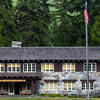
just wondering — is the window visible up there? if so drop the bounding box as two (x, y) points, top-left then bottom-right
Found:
(0, 64), (5, 72)
(23, 63), (36, 72)
(62, 63), (75, 72)
(45, 82), (58, 92)
(21, 82), (31, 92)
(63, 82), (76, 91)
(41, 63), (54, 72)
(26, 82), (31, 91)
(84, 63), (96, 72)
(7, 63), (20, 72)
(0, 83), (7, 91)
(82, 81), (94, 90)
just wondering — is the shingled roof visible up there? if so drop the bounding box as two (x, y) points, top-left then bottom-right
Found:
(0, 47), (100, 60)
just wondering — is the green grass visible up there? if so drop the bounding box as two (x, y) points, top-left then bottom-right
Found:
(0, 98), (100, 100)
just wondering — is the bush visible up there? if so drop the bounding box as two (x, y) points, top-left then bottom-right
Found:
(68, 94), (81, 98)
(40, 93), (63, 97)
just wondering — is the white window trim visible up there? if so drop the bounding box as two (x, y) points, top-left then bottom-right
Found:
(63, 81), (76, 91)
(7, 63), (20, 73)
(45, 82), (58, 92)
(41, 63), (54, 72)
(62, 63), (75, 72)
(23, 63), (36, 72)
(83, 63), (96, 72)
(0, 63), (5, 72)
(82, 82), (94, 91)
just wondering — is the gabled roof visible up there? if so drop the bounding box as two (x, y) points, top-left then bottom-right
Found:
(0, 47), (100, 60)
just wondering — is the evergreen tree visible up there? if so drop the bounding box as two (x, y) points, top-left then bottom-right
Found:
(16, 0), (51, 46)
(0, 0), (16, 46)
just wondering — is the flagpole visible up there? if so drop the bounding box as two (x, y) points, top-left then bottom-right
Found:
(86, 21), (89, 100)
(85, 1), (89, 100)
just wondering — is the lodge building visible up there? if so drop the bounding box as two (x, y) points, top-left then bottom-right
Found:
(0, 42), (100, 95)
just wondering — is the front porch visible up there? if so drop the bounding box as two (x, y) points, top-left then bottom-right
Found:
(0, 72), (42, 95)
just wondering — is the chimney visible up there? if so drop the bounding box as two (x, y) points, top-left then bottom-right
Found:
(12, 41), (22, 47)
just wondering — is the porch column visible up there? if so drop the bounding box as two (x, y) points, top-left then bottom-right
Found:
(31, 79), (35, 95)
(35, 79), (38, 95)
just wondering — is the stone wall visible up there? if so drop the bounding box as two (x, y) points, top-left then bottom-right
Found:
(38, 72), (100, 95)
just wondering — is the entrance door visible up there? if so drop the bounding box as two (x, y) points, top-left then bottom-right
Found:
(15, 83), (20, 95)
(8, 83), (15, 95)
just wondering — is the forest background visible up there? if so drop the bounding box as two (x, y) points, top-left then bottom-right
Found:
(0, 0), (100, 47)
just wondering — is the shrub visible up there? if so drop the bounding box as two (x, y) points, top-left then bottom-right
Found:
(40, 93), (63, 97)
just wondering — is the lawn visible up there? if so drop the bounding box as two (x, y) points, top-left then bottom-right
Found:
(0, 98), (99, 100)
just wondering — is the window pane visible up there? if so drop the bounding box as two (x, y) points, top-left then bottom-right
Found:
(72, 82), (75, 90)
(24, 67), (27, 71)
(42, 64), (45, 72)
(54, 82), (58, 91)
(64, 83), (67, 90)
(27, 83), (30, 90)
(28, 64), (31, 67)
(50, 64), (54, 71)
(1, 67), (4, 71)
(32, 66), (35, 71)
(82, 82), (85, 90)
(50, 82), (53, 91)
(28, 66), (31, 71)
(24, 64), (27, 67)
(63, 64), (66, 71)
(90, 82), (93, 90)
(92, 64), (96, 71)
(8, 67), (11, 72)
(17, 67), (20, 72)
(88, 64), (91, 71)
(84, 64), (87, 71)
(67, 63), (70, 72)
(46, 64), (49, 71)
(12, 64), (16, 67)
(1, 64), (4, 67)
(45, 82), (49, 91)
(71, 64), (75, 72)
(13, 67), (15, 72)
(68, 82), (71, 90)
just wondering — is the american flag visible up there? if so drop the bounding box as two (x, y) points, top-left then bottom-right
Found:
(84, 1), (88, 24)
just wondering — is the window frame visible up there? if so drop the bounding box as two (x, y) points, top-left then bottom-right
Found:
(23, 63), (36, 72)
(41, 63), (54, 72)
(82, 81), (94, 91)
(62, 63), (75, 72)
(83, 63), (96, 72)
(0, 63), (5, 72)
(7, 63), (20, 73)
(63, 81), (76, 91)
(45, 81), (58, 92)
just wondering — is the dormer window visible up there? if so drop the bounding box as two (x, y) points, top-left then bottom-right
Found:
(23, 63), (36, 72)
(83, 63), (96, 72)
(7, 63), (20, 72)
(62, 63), (75, 72)
(41, 63), (54, 72)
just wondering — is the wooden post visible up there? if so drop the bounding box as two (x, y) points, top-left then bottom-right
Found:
(35, 79), (38, 96)
(31, 79), (35, 96)
(20, 63), (23, 72)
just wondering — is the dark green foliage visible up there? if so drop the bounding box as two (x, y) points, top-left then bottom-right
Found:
(15, 0), (51, 46)
(40, 93), (63, 97)
(0, 0), (16, 46)
(0, 0), (99, 47)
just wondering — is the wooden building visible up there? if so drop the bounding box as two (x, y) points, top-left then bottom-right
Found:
(0, 46), (100, 95)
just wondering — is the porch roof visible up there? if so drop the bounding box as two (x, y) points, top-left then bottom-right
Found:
(0, 72), (42, 79)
